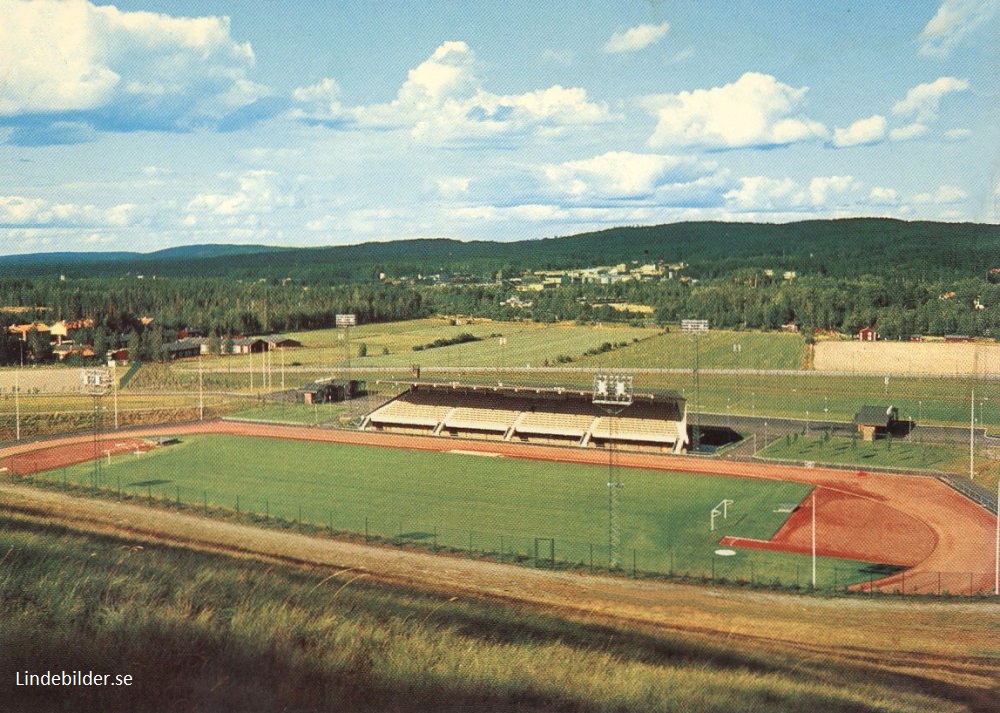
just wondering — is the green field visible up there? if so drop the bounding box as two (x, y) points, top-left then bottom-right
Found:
(49, 434), (878, 587)
(289, 320), (656, 369)
(576, 329), (805, 370)
(759, 433), (1000, 479)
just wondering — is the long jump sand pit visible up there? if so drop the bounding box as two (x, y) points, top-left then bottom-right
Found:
(1, 420), (994, 594)
(815, 340), (1000, 375)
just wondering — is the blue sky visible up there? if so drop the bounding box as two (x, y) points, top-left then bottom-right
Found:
(1, 0), (998, 255)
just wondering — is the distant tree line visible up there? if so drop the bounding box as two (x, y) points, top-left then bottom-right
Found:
(3, 248), (1000, 367)
(0, 278), (429, 366)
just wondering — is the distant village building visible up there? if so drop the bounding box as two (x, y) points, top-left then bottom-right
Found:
(857, 327), (877, 342)
(163, 338), (202, 361)
(49, 319), (94, 344)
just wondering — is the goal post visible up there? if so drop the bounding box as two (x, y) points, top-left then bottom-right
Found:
(710, 499), (734, 531)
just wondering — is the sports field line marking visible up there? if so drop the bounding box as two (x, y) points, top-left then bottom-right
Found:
(447, 450), (503, 458)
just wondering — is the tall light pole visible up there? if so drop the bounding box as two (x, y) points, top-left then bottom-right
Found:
(682, 319), (709, 452)
(593, 373), (633, 569)
(811, 490), (817, 589)
(970, 389), (976, 481)
(198, 355), (204, 421)
(82, 368), (111, 486)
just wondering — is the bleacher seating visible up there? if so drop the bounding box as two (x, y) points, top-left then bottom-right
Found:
(362, 385), (688, 453)
(443, 407), (520, 432)
(515, 411), (596, 437)
(368, 399), (452, 427)
(590, 416), (679, 444)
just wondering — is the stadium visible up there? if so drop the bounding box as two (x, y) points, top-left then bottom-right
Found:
(2, 369), (996, 597)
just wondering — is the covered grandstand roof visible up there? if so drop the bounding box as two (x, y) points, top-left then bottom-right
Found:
(376, 379), (684, 404)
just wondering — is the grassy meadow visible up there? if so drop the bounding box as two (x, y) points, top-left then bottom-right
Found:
(1, 512), (980, 713)
(576, 329), (805, 370)
(44, 434), (878, 588)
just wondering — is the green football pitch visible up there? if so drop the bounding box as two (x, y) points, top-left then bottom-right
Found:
(52, 435), (880, 587)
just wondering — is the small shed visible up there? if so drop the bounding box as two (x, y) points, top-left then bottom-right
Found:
(857, 327), (877, 342)
(298, 379), (365, 404)
(853, 405), (898, 441)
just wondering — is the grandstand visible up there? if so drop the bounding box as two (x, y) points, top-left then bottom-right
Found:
(361, 381), (689, 453)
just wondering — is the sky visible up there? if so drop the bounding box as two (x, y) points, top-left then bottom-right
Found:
(1, 0), (998, 255)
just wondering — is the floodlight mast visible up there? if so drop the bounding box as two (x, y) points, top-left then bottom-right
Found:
(593, 373), (633, 569)
(81, 369), (112, 486)
(681, 320), (709, 452)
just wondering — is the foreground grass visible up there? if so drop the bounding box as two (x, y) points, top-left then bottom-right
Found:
(0, 515), (974, 713)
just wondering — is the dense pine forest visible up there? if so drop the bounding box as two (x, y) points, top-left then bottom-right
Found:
(2, 218), (999, 365)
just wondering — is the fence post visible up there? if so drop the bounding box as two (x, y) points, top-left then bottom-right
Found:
(632, 549), (637, 579)
(236, 494), (240, 514)
(590, 543), (594, 574)
(265, 499), (269, 520)
(176, 486), (180, 510)
(298, 505), (303, 532)
(365, 516), (369, 543)
(937, 571), (942, 597)
(203, 490), (207, 515)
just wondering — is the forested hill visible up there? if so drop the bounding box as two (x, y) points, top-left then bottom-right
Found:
(3, 218), (999, 282)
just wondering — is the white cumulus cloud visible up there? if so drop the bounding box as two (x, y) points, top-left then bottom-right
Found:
(0, 0), (265, 139)
(919, 0), (999, 57)
(291, 41), (613, 146)
(724, 175), (867, 212)
(889, 123), (930, 141)
(603, 23), (670, 53)
(642, 73), (827, 150)
(186, 171), (295, 226)
(543, 151), (718, 200)
(893, 77), (970, 122)
(913, 185), (968, 204)
(0, 195), (139, 227)
(831, 115), (887, 148)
